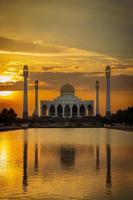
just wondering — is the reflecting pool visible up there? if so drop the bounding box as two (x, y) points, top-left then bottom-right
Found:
(0, 128), (133, 200)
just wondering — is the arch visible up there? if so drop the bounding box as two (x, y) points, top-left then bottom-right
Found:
(64, 104), (70, 117)
(50, 105), (55, 116)
(88, 104), (93, 116)
(72, 104), (78, 117)
(79, 104), (86, 116)
(42, 104), (48, 116)
(57, 104), (63, 117)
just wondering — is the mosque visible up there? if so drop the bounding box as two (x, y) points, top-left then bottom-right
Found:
(22, 65), (111, 119)
(41, 83), (94, 117)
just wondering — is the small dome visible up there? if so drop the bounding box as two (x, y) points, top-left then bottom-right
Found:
(60, 83), (75, 96)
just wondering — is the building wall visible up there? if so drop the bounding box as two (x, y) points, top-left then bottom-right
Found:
(40, 99), (94, 117)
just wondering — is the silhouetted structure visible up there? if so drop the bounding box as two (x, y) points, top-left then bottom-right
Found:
(23, 65), (28, 119)
(106, 66), (111, 119)
(96, 81), (100, 116)
(34, 80), (39, 118)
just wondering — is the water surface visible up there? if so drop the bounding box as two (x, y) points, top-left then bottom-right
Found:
(0, 128), (133, 200)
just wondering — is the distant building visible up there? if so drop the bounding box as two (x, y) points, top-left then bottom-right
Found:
(23, 65), (28, 119)
(95, 80), (100, 116)
(34, 80), (39, 118)
(40, 83), (94, 118)
(106, 66), (111, 119)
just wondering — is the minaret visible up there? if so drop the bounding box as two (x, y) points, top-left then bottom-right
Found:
(23, 65), (28, 119)
(106, 66), (111, 119)
(95, 80), (99, 115)
(34, 80), (39, 118)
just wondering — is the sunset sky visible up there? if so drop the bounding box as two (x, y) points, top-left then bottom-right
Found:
(0, 0), (133, 116)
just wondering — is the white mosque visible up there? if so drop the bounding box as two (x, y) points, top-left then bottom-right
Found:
(41, 83), (94, 117)
(22, 65), (111, 119)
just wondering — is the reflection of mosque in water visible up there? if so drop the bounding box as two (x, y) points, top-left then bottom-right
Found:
(106, 144), (112, 187)
(23, 132), (39, 191)
(22, 133), (112, 191)
(60, 146), (75, 169)
(23, 132), (28, 191)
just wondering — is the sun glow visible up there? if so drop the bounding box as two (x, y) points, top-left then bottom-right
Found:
(0, 149), (7, 164)
(0, 91), (13, 97)
(0, 75), (12, 83)
(0, 141), (9, 171)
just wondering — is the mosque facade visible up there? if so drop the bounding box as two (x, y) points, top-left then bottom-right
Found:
(23, 65), (111, 119)
(40, 83), (94, 118)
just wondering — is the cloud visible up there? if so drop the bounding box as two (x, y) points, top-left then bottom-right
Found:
(0, 36), (133, 87)
(0, 36), (110, 58)
(0, 81), (23, 91)
(0, 72), (132, 92)
(112, 64), (133, 70)
(0, 0), (133, 58)
(29, 72), (133, 92)
(0, 36), (66, 54)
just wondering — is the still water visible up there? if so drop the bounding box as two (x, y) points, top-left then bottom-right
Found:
(0, 128), (133, 200)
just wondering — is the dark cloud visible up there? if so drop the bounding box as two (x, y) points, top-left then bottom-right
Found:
(29, 71), (104, 91)
(113, 64), (133, 70)
(41, 65), (83, 71)
(0, 72), (132, 92)
(0, 81), (23, 91)
(30, 72), (133, 92)
(0, 37), (64, 53)
(0, 0), (133, 58)
(41, 66), (69, 71)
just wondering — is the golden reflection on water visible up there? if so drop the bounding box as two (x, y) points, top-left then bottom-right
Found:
(0, 128), (133, 199)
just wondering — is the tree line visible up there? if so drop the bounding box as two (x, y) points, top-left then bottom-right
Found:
(95, 106), (133, 125)
(110, 106), (133, 124)
(0, 108), (17, 125)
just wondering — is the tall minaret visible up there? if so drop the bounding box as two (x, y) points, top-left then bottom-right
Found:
(23, 65), (28, 119)
(106, 66), (111, 119)
(34, 80), (39, 118)
(95, 80), (99, 115)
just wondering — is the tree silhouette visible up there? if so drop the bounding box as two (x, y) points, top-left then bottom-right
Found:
(0, 108), (17, 125)
(111, 106), (133, 124)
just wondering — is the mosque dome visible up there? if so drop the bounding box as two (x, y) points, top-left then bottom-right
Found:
(60, 83), (75, 96)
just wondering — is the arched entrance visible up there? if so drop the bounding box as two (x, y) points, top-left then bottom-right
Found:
(72, 104), (78, 117)
(50, 105), (55, 116)
(42, 105), (48, 116)
(88, 104), (93, 116)
(64, 105), (70, 118)
(57, 104), (63, 117)
(79, 104), (86, 116)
